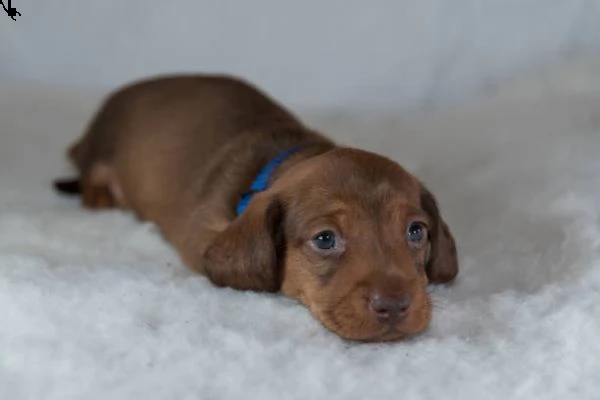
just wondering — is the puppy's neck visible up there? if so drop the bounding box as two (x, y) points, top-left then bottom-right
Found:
(268, 140), (336, 185)
(174, 128), (334, 273)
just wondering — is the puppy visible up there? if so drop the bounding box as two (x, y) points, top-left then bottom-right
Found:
(54, 75), (458, 342)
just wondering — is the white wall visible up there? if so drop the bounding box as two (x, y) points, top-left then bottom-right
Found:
(2, 0), (600, 109)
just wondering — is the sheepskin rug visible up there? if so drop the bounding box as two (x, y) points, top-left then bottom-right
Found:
(1, 60), (600, 399)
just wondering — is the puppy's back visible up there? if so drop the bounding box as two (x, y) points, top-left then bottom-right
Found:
(72, 75), (302, 167)
(63, 74), (311, 229)
(115, 75), (301, 132)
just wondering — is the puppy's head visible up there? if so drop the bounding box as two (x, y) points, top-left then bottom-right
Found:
(204, 148), (458, 342)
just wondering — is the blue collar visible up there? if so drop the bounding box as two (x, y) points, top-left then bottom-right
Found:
(236, 146), (305, 216)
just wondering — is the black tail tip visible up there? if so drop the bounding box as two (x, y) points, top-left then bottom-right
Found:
(53, 178), (81, 195)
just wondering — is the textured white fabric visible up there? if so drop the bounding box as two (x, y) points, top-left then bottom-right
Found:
(1, 59), (600, 399)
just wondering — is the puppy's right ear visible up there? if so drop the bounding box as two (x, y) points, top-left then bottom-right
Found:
(419, 183), (459, 284)
(203, 194), (285, 292)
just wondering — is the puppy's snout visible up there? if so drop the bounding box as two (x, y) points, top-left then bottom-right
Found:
(369, 292), (412, 324)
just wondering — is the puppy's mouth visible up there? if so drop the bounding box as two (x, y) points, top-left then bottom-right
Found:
(363, 319), (428, 342)
(316, 297), (432, 343)
(371, 328), (411, 342)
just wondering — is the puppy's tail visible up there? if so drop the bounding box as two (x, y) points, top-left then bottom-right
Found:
(54, 140), (85, 196)
(53, 178), (82, 195)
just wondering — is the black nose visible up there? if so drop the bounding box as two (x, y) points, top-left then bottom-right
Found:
(369, 293), (412, 324)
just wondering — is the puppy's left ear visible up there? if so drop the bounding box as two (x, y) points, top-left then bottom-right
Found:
(420, 183), (459, 284)
(202, 193), (285, 292)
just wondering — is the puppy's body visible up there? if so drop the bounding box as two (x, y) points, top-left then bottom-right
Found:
(57, 75), (458, 342)
(69, 76), (334, 269)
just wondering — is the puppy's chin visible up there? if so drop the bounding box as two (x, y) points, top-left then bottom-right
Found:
(308, 296), (433, 343)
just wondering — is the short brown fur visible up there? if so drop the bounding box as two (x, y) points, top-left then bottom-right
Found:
(56, 75), (458, 342)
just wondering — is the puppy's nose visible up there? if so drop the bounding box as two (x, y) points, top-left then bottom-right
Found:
(369, 292), (412, 324)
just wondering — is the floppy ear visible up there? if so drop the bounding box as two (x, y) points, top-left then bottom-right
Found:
(420, 184), (459, 284)
(202, 194), (285, 292)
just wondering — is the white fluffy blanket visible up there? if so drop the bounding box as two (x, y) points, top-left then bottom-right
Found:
(1, 60), (600, 399)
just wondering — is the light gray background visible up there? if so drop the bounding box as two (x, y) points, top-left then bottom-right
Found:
(2, 0), (600, 109)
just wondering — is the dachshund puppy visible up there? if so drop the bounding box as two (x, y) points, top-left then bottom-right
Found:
(54, 75), (458, 342)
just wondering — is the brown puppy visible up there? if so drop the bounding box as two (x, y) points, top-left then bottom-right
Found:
(54, 75), (458, 342)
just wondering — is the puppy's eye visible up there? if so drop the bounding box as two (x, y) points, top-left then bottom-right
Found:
(407, 222), (427, 245)
(312, 230), (337, 250)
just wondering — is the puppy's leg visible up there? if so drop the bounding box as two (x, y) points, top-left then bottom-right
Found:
(82, 183), (114, 209)
(80, 162), (128, 210)
(56, 126), (129, 210)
